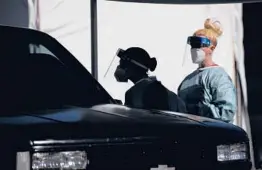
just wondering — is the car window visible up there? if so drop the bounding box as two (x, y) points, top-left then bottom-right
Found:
(29, 44), (55, 56)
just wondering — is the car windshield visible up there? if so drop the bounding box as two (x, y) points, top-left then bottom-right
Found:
(0, 26), (115, 115)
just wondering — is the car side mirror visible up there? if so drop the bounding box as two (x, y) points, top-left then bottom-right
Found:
(114, 99), (123, 105)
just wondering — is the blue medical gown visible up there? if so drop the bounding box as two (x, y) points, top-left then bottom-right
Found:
(178, 66), (236, 123)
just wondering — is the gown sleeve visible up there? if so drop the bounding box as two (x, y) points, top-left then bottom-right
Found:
(199, 69), (237, 123)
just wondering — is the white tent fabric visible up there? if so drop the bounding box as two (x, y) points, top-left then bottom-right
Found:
(28, 0), (38, 29)
(35, 0), (92, 72)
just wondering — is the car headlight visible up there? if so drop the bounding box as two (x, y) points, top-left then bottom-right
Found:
(217, 143), (248, 162)
(32, 151), (88, 169)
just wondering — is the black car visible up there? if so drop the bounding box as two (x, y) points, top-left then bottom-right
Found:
(0, 25), (251, 170)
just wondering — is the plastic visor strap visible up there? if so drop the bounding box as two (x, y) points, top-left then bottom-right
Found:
(130, 59), (148, 70)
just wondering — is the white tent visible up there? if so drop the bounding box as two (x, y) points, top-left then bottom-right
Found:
(0, 0), (254, 168)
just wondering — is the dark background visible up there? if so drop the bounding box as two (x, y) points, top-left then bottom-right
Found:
(243, 2), (262, 168)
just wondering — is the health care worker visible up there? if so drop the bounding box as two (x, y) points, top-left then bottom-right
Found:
(114, 47), (187, 113)
(178, 18), (236, 123)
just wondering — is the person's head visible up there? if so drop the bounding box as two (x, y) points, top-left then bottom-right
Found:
(114, 47), (157, 83)
(188, 18), (223, 67)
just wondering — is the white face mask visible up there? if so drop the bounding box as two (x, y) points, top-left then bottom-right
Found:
(190, 48), (206, 64)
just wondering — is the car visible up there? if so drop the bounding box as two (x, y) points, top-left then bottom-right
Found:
(0, 25), (251, 170)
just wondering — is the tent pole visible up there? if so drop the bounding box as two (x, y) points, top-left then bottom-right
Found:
(90, 0), (98, 80)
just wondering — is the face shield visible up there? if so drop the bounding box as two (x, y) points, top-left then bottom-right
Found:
(182, 36), (211, 66)
(104, 48), (149, 82)
(103, 50), (121, 81)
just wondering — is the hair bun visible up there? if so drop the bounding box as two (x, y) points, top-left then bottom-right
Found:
(204, 18), (223, 37)
(148, 57), (157, 71)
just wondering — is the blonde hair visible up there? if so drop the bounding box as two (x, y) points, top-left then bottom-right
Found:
(194, 18), (223, 47)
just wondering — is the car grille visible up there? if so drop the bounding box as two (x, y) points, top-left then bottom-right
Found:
(84, 142), (216, 170)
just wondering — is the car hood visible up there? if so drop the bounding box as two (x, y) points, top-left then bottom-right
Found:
(0, 104), (248, 146)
